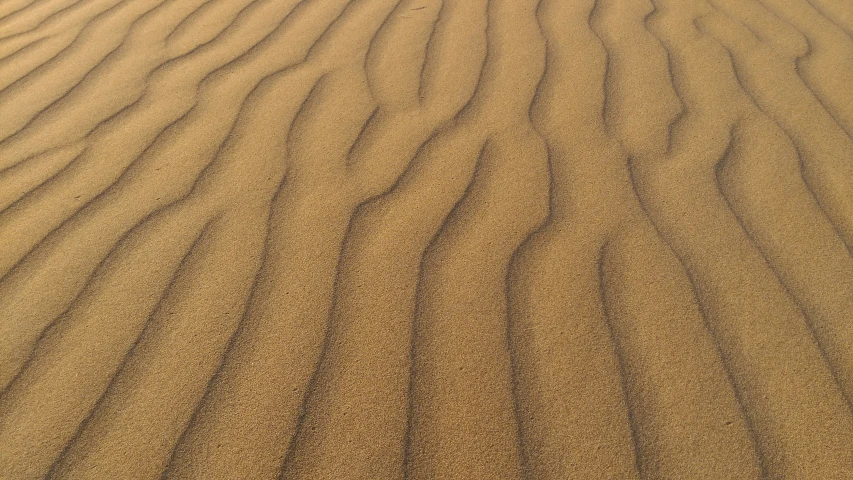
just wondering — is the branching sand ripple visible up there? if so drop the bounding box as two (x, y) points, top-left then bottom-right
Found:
(1, 0), (852, 478)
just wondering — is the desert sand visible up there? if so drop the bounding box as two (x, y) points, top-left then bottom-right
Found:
(1, 0), (853, 478)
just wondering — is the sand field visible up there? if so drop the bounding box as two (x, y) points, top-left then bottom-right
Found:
(1, 0), (853, 478)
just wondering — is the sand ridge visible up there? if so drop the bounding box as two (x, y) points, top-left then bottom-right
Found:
(1, 0), (853, 478)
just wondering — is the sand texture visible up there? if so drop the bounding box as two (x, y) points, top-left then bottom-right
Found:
(1, 0), (853, 478)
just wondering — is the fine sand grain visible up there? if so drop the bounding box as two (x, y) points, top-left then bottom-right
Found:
(1, 0), (853, 478)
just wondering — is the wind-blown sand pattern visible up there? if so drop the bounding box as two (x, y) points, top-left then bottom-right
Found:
(1, 0), (853, 477)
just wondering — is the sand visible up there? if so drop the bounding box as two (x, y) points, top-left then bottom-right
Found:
(0, 0), (852, 478)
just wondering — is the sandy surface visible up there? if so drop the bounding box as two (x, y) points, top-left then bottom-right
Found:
(1, 0), (853, 478)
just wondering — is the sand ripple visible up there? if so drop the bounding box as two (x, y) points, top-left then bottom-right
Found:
(1, 0), (852, 478)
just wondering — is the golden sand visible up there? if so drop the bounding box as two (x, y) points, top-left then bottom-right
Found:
(1, 0), (853, 478)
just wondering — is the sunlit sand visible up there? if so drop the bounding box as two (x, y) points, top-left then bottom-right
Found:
(1, 0), (853, 478)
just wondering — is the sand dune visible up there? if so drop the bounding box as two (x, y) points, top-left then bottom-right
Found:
(1, 0), (852, 478)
